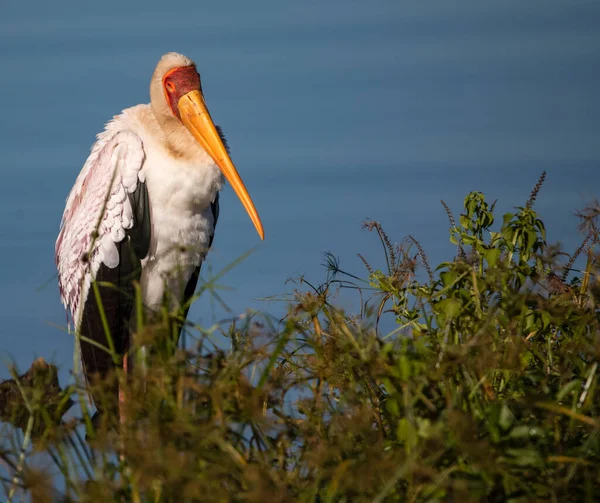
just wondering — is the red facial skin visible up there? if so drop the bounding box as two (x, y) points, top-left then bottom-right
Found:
(162, 66), (202, 119)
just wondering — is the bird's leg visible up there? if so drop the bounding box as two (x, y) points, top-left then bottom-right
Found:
(117, 352), (129, 463)
(119, 352), (128, 428)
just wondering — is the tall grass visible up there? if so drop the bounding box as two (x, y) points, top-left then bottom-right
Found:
(1, 173), (599, 502)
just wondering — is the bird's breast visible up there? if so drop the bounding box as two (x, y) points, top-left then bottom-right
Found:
(138, 143), (223, 309)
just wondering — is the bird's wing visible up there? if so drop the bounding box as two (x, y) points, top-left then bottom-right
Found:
(55, 129), (149, 379)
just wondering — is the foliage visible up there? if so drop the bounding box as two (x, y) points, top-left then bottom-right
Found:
(1, 172), (599, 502)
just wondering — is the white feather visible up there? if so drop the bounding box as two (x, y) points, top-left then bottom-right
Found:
(55, 104), (223, 328)
(55, 127), (145, 327)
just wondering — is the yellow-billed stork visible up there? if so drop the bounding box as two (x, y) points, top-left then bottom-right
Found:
(55, 52), (263, 419)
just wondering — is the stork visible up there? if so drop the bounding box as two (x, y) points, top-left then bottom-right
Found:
(55, 52), (263, 421)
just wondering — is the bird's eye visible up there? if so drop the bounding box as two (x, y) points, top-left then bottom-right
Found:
(165, 81), (176, 93)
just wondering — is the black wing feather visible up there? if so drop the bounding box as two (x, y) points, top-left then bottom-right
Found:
(79, 182), (151, 404)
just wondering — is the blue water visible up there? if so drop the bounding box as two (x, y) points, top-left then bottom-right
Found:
(0, 0), (599, 387)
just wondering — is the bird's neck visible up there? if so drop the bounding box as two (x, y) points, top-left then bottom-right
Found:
(153, 109), (203, 161)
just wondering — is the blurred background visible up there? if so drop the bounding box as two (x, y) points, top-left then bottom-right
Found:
(0, 0), (598, 383)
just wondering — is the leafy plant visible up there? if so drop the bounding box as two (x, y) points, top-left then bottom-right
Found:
(1, 172), (599, 502)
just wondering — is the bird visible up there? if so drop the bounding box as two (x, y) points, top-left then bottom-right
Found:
(55, 52), (264, 421)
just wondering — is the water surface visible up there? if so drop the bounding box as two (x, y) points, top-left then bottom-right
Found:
(0, 1), (598, 381)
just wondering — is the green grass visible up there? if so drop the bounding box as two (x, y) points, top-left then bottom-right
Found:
(1, 172), (599, 502)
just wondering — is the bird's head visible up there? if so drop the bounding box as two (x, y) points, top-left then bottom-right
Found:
(150, 52), (264, 240)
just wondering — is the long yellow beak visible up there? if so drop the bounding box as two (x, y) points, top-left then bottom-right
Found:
(178, 90), (264, 240)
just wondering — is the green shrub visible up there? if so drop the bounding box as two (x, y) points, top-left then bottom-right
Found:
(1, 172), (599, 502)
